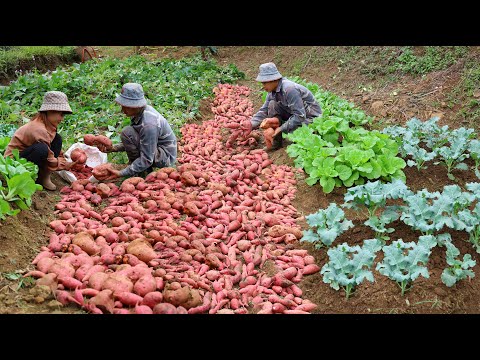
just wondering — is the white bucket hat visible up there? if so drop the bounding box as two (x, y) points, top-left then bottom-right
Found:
(255, 62), (282, 82)
(39, 91), (73, 113)
(115, 83), (147, 108)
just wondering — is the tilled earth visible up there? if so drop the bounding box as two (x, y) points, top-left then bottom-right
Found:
(2, 46), (480, 314)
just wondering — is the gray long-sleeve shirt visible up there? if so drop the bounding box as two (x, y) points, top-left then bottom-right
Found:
(251, 78), (322, 133)
(117, 105), (177, 177)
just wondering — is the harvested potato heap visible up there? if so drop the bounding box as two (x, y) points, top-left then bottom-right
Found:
(26, 84), (318, 314)
(68, 148), (94, 180)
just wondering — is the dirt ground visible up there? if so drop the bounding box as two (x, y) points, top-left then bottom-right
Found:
(1, 46), (480, 314)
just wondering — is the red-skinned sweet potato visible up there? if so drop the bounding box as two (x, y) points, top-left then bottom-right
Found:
(153, 302), (177, 314)
(133, 275), (157, 297)
(71, 148), (87, 164)
(142, 291), (164, 309)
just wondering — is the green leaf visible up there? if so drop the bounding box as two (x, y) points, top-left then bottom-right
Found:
(441, 269), (458, 287)
(320, 177), (336, 193)
(6, 173), (38, 200)
(301, 229), (320, 244)
(357, 162), (373, 174)
(343, 171), (360, 187)
(454, 162), (469, 171)
(336, 164), (352, 181)
(305, 176), (319, 186)
(14, 199), (28, 210)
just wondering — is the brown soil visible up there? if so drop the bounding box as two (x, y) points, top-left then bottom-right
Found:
(1, 46), (480, 314)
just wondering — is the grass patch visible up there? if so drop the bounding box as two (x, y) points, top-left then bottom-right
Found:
(310, 46), (470, 79)
(95, 46), (138, 58)
(393, 46), (469, 75)
(0, 46), (78, 78)
(448, 55), (480, 130)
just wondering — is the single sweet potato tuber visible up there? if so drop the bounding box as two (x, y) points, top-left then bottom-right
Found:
(70, 148), (87, 164)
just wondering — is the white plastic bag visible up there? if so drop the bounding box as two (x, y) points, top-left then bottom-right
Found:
(57, 143), (108, 184)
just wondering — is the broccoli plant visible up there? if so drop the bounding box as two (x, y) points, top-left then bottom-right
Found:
(364, 206), (401, 243)
(441, 241), (476, 287)
(434, 127), (474, 180)
(301, 203), (354, 248)
(401, 185), (476, 235)
(452, 190), (480, 253)
(418, 117), (450, 151)
(468, 139), (480, 179)
(343, 179), (412, 218)
(402, 135), (437, 171)
(376, 235), (436, 296)
(321, 239), (382, 299)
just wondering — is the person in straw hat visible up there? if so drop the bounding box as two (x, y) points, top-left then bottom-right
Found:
(92, 82), (177, 180)
(242, 62), (322, 151)
(5, 91), (77, 191)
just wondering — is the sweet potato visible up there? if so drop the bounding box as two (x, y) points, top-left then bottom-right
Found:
(301, 264), (321, 275)
(133, 275), (157, 297)
(142, 291), (164, 309)
(36, 273), (58, 292)
(262, 213), (280, 227)
(95, 135), (112, 147)
(115, 291), (144, 306)
(48, 261), (76, 278)
(102, 273), (134, 295)
(260, 117), (280, 129)
(71, 148), (87, 164)
(263, 128), (275, 149)
(36, 257), (55, 273)
(84, 134), (112, 148)
(163, 285), (202, 309)
(89, 289), (115, 313)
(83, 134), (96, 145)
(295, 302), (317, 312)
(58, 276), (85, 290)
(187, 292), (211, 314)
(92, 164), (116, 181)
(72, 232), (101, 255)
(55, 289), (82, 306)
(153, 302), (177, 314)
(126, 238), (158, 263)
(135, 304), (153, 314)
(163, 285), (191, 307)
(182, 289), (203, 309)
(183, 201), (200, 216)
(82, 264), (107, 282)
(267, 225), (303, 239)
(96, 183), (111, 197)
(180, 172), (197, 186)
(23, 270), (45, 279)
(88, 272), (110, 291)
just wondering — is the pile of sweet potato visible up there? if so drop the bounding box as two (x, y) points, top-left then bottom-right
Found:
(64, 148), (92, 180)
(26, 84), (319, 315)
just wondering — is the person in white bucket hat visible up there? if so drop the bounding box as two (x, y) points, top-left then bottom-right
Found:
(91, 82), (177, 180)
(5, 91), (77, 190)
(242, 62), (322, 151)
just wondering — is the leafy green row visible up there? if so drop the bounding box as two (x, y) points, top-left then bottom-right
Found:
(342, 180), (480, 251)
(383, 117), (479, 180)
(0, 149), (41, 220)
(321, 234), (475, 299)
(281, 77), (406, 192)
(303, 180), (480, 297)
(0, 55), (244, 149)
